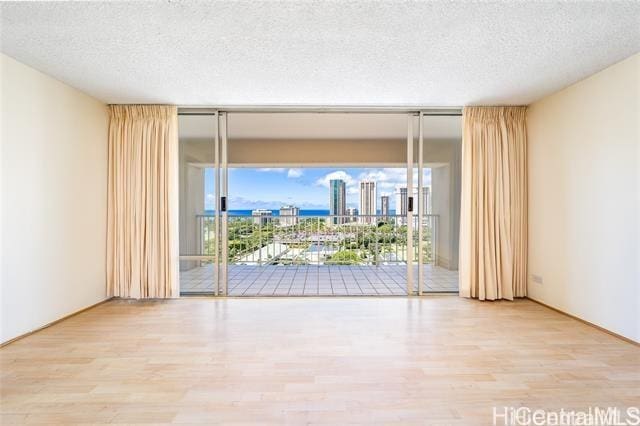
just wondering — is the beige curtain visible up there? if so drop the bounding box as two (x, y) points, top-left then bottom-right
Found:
(459, 107), (527, 300)
(107, 105), (179, 298)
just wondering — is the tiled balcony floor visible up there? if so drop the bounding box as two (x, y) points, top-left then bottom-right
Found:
(180, 264), (458, 296)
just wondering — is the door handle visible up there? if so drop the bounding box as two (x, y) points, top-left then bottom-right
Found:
(221, 196), (227, 212)
(408, 197), (414, 213)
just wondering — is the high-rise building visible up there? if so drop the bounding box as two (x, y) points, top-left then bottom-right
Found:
(279, 205), (299, 226)
(422, 187), (431, 215)
(251, 209), (272, 226)
(380, 195), (390, 220)
(395, 186), (430, 224)
(395, 186), (408, 222)
(359, 181), (376, 224)
(346, 207), (358, 222)
(329, 179), (346, 224)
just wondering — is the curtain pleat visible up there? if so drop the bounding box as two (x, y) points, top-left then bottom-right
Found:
(107, 105), (179, 298)
(459, 106), (527, 300)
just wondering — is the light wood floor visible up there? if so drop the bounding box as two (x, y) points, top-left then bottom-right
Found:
(1, 297), (638, 424)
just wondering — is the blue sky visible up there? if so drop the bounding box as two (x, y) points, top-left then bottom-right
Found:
(205, 167), (431, 210)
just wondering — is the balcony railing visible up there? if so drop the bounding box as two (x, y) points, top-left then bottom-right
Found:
(195, 214), (438, 266)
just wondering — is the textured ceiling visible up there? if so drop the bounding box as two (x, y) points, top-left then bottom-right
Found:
(1, 1), (639, 106)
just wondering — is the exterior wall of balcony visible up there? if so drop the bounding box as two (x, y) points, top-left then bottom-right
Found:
(178, 139), (209, 272)
(430, 140), (462, 271)
(227, 138), (459, 167)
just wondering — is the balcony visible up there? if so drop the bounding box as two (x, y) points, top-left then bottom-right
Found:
(180, 214), (459, 295)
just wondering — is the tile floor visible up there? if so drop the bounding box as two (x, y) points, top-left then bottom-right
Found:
(180, 264), (459, 295)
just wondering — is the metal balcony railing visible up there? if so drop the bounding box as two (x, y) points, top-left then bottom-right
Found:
(195, 214), (438, 267)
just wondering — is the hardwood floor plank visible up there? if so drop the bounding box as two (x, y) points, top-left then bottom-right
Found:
(1, 297), (638, 424)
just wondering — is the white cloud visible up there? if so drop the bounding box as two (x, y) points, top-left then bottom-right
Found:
(313, 168), (431, 208)
(377, 181), (397, 189)
(355, 168), (431, 192)
(256, 167), (304, 178)
(314, 170), (355, 188)
(287, 168), (303, 178)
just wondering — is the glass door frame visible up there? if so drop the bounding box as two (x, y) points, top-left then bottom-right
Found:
(179, 107), (461, 297)
(417, 112), (425, 295)
(177, 110), (220, 296)
(407, 112), (427, 295)
(406, 114), (414, 295)
(218, 112), (229, 296)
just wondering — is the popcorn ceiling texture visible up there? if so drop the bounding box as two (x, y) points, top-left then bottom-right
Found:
(1, 1), (638, 106)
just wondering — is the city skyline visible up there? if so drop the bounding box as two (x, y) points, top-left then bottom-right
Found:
(204, 167), (432, 210)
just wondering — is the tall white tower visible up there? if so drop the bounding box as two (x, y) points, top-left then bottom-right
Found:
(422, 187), (431, 215)
(359, 181), (376, 224)
(380, 195), (390, 220)
(395, 186), (408, 224)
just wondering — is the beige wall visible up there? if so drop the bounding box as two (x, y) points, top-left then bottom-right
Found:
(527, 53), (639, 342)
(1, 54), (109, 343)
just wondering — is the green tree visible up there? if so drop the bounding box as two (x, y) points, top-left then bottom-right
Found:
(326, 250), (360, 265)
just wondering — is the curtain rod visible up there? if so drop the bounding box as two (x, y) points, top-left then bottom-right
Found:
(177, 106), (462, 115)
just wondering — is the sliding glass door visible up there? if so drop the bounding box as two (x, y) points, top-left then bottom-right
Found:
(222, 112), (413, 296)
(178, 110), (460, 296)
(409, 112), (461, 294)
(406, 114), (416, 294)
(178, 111), (225, 295)
(412, 112), (429, 295)
(419, 114), (462, 293)
(218, 112), (229, 296)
